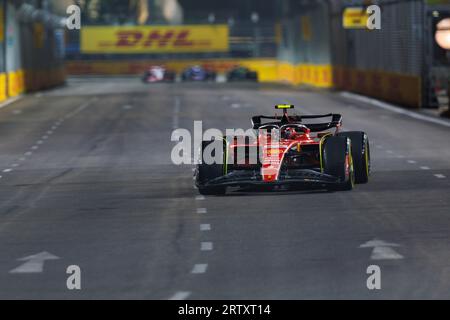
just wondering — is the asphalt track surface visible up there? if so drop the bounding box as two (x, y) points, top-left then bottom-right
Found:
(0, 78), (449, 299)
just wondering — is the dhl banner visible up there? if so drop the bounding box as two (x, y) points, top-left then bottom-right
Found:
(81, 25), (229, 54)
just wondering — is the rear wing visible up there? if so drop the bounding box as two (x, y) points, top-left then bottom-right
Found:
(252, 113), (342, 132)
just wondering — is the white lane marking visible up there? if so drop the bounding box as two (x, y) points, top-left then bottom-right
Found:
(376, 145), (383, 149)
(341, 91), (450, 128)
(3, 169), (12, 173)
(11, 164), (19, 168)
(47, 131), (53, 135)
(0, 96), (22, 110)
(31, 146), (39, 150)
(12, 109), (22, 115)
(123, 105), (133, 110)
(371, 247), (404, 260)
(24, 152), (32, 156)
(197, 208), (207, 214)
(169, 291), (191, 301)
(231, 103), (241, 109)
(200, 224), (211, 231)
(434, 174), (446, 179)
(201, 242), (213, 251)
(172, 97), (181, 130)
(420, 166), (431, 170)
(9, 252), (60, 274)
(386, 150), (394, 154)
(396, 155), (405, 159)
(195, 195), (205, 201)
(19, 158), (26, 161)
(359, 239), (404, 260)
(42, 136), (49, 140)
(191, 264), (208, 274)
(407, 160), (417, 164)
(37, 140), (44, 145)
(51, 126), (57, 130)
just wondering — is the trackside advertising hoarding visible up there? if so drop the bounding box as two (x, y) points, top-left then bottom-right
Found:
(81, 25), (230, 54)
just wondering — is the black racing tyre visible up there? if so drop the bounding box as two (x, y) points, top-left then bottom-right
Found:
(196, 140), (226, 196)
(323, 136), (355, 191)
(141, 72), (149, 83)
(248, 72), (258, 82)
(337, 131), (370, 184)
(166, 72), (176, 82)
(207, 72), (217, 82)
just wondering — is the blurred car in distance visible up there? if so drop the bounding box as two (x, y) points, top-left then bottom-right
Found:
(227, 66), (259, 82)
(142, 66), (176, 83)
(181, 65), (217, 82)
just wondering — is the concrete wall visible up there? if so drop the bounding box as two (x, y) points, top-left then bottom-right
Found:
(0, 0), (66, 103)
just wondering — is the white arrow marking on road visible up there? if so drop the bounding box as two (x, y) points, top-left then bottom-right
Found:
(9, 252), (60, 274)
(359, 239), (404, 260)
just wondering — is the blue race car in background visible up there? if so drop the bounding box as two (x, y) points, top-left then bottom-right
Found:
(181, 65), (216, 82)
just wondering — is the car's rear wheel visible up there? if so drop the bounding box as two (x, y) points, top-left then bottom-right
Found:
(196, 140), (227, 196)
(323, 136), (355, 191)
(337, 131), (370, 184)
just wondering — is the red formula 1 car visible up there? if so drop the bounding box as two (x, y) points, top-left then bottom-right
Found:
(195, 105), (370, 195)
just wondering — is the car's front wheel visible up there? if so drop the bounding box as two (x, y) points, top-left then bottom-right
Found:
(323, 136), (355, 191)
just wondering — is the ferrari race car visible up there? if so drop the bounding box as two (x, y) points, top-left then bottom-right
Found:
(195, 105), (371, 195)
(181, 65), (216, 82)
(142, 66), (176, 83)
(226, 66), (258, 82)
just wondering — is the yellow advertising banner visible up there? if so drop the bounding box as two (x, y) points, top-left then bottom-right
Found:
(81, 25), (229, 53)
(343, 7), (368, 29)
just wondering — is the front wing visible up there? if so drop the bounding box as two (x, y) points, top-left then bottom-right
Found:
(196, 169), (340, 188)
